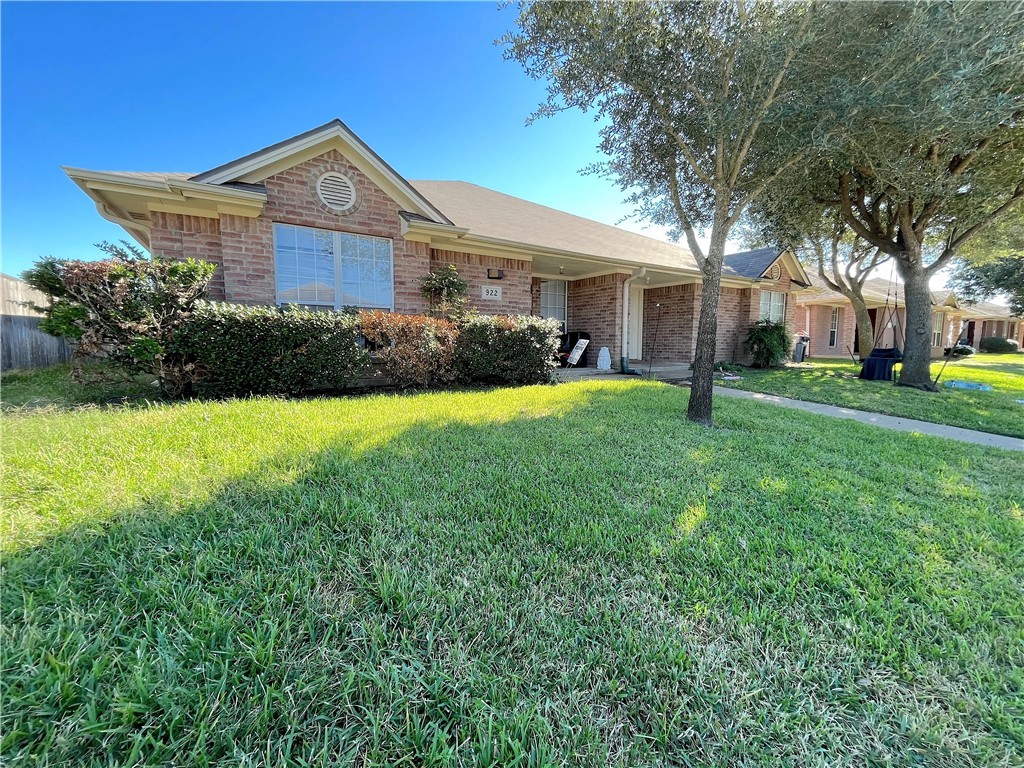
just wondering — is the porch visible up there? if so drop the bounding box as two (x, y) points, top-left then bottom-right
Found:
(558, 361), (693, 381)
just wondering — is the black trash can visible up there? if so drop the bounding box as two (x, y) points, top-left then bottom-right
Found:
(793, 334), (810, 363)
(558, 331), (591, 367)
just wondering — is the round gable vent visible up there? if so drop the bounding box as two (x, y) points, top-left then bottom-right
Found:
(316, 172), (356, 212)
(766, 262), (782, 281)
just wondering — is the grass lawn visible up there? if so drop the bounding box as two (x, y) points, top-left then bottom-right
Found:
(1, 363), (156, 412)
(3, 373), (1023, 766)
(716, 352), (1024, 439)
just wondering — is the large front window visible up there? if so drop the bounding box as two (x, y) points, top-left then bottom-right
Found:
(274, 223), (393, 310)
(759, 290), (786, 323)
(539, 279), (567, 332)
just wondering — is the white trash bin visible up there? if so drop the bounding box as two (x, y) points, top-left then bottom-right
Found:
(597, 347), (612, 370)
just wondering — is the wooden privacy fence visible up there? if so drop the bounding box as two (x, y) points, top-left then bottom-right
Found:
(1, 273), (71, 371)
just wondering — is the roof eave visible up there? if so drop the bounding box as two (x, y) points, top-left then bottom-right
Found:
(403, 220), (714, 281)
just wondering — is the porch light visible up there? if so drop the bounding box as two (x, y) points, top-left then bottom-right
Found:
(558, 266), (565, 275)
(487, 268), (505, 280)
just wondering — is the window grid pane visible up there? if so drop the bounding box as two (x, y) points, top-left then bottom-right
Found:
(276, 223), (392, 310)
(539, 280), (567, 329)
(759, 291), (785, 323)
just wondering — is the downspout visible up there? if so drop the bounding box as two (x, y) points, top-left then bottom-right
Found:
(621, 267), (647, 374)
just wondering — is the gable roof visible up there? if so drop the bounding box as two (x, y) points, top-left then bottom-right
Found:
(799, 274), (1022, 319)
(409, 180), (701, 272)
(800, 272), (907, 305)
(62, 121), (807, 288)
(960, 300), (1016, 319)
(191, 119), (451, 225)
(722, 248), (779, 278)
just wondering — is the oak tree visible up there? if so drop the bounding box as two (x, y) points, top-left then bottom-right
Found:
(504, 0), (818, 425)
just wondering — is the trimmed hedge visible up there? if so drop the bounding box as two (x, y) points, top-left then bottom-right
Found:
(173, 302), (369, 396)
(979, 336), (1019, 353)
(455, 315), (562, 385)
(360, 310), (460, 389)
(169, 305), (563, 396)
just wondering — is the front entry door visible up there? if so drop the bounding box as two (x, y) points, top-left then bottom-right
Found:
(628, 286), (644, 360)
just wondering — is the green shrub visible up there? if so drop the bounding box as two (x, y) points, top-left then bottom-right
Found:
(173, 302), (369, 396)
(948, 343), (975, 357)
(360, 310), (459, 388)
(420, 264), (469, 319)
(979, 336), (1019, 353)
(22, 242), (215, 396)
(454, 315), (562, 385)
(743, 320), (791, 368)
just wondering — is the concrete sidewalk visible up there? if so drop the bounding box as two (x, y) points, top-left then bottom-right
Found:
(714, 387), (1024, 452)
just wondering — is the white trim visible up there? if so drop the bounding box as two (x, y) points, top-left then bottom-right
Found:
(532, 269), (627, 282)
(621, 268), (647, 365)
(190, 121), (451, 225)
(628, 284), (644, 359)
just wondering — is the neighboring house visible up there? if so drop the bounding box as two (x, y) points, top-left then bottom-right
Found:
(797, 275), (1023, 358)
(957, 299), (1024, 348)
(64, 119), (809, 369)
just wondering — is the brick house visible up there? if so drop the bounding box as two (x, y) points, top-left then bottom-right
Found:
(796, 276), (1023, 358)
(65, 119), (809, 369)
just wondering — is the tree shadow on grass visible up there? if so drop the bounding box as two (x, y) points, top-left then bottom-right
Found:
(3, 382), (1023, 766)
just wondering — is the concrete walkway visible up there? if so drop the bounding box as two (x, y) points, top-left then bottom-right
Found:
(714, 387), (1024, 452)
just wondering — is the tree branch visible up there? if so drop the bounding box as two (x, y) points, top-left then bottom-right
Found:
(727, 4), (814, 188)
(666, 154), (708, 267)
(930, 180), (1024, 274)
(727, 150), (807, 225)
(838, 174), (900, 255)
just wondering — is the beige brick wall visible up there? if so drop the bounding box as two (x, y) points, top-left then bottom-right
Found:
(568, 273), (626, 368)
(150, 212), (225, 300)
(218, 214), (275, 305)
(429, 249), (532, 315)
(148, 148), (432, 312)
(262, 149), (429, 313)
(805, 304), (857, 358)
(718, 285), (748, 363)
(641, 283), (699, 362)
(638, 265), (802, 365)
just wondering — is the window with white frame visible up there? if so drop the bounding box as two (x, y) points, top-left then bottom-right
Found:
(932, 312), (944, 346)
(828, 307), (839, 347)
(759, 290), (786, 323)
(539, 279), (567, 332)
(274, 223), (393, 309)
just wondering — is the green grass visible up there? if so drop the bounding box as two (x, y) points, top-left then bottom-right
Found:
(1, 363), (156, 412)
(716, 352), (1024, 438)
(3, 376), (1023, 766)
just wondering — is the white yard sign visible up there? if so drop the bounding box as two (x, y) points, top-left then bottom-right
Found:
(481, 285), (502, 301)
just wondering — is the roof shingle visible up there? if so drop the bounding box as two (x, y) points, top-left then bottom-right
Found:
(409, 180), (701, 272)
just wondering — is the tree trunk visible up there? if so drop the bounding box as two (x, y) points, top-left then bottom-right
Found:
(687, 232), (728, 426)
(897, 263), (936, 390)
(851, 297), (875, 357)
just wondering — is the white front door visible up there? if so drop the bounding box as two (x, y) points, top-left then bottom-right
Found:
(628, 286), (644, 360)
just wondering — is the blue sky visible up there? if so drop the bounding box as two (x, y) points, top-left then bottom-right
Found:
(1, 1), (685, 277)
